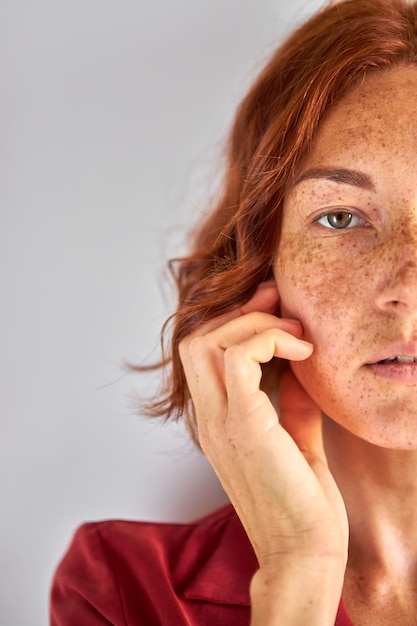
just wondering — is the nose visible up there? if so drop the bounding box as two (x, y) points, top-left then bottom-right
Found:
(374, 254), (417, 315)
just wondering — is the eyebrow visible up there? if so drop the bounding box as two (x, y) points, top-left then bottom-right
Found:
(293, 167), (376, 191)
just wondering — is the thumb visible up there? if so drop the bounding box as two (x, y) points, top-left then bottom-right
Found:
(279, 368), (324, 457)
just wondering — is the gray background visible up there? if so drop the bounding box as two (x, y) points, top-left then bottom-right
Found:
(0, 1), (321, 624)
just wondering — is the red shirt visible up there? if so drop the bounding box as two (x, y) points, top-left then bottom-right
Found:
(50, 504), (353, 625)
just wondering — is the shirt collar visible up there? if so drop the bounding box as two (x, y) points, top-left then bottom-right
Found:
(178, 504), (350, 624)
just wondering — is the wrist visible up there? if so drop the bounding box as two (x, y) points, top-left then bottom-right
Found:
(249, 554), (346, 626)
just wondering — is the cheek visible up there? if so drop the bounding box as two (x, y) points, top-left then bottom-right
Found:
(274, 236), (375, 417)
(272, 227), (417, 447)
(275, 234), (374, 341)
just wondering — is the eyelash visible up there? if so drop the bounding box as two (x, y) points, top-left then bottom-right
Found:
(314, 209), (367, 230)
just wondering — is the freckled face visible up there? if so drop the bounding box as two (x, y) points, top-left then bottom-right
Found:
(274, 66), (417, 449)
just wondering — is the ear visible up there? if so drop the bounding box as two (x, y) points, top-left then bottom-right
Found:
(260, 278), (281, 316)
(241, 280), (280, 315)
(264, 274), (282, 317)
(260, 278), (278, 289)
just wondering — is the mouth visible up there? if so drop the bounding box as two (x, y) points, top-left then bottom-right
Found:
(366, 348), (417, 382)
(367, 342), (417, 365)
(376, 355), (417, 364)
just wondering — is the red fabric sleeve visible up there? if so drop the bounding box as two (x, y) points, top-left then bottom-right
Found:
(50, 524), (127, 626)
(50, 510), (352, 626)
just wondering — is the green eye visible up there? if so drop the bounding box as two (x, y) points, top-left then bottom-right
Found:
(316, 211), (363, 229)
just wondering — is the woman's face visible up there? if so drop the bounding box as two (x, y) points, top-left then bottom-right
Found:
(274, 66), (417, 449)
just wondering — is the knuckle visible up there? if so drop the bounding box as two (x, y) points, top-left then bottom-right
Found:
(178, 337), (189, 361)
(188, 334), (208, 359)
(224, 343), (245, 363)
(179, 334), (208, 363)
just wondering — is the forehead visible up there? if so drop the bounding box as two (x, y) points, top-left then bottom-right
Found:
(304, 66), (417, 165)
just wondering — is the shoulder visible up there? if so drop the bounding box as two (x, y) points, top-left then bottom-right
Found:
(87, 502), (238, 545)
(50, 505), (256, 626)
(70, 503), (241, 569)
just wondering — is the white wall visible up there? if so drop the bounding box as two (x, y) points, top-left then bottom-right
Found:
(0, 1), (322, 624)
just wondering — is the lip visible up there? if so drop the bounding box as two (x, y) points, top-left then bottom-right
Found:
(366, 342), (417, 383)
(366, 342), (417, 365)
(366, 361), (417, 383)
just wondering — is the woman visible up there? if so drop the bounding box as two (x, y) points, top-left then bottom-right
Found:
(51, 0), (417, 624)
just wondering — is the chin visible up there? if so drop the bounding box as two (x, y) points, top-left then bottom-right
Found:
(322, 411), (417, 452)
(291, 361), (417, 452)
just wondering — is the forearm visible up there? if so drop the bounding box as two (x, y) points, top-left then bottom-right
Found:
(250, 555), (346, 626)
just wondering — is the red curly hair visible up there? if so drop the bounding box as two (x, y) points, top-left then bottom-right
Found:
(142, 0), (417, 443)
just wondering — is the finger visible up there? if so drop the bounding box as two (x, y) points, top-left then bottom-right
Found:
(181, 315), (311, 433)
(184, 281), (281, 341)
(185, 315), (310, 396)
(214, 313), (305, 350)
(181, 312), (305, 389)
(279, 369), (348, 529)
(224, 328), (313, 399)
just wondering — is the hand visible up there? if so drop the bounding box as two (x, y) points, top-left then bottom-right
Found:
(179, 282), (348, 623)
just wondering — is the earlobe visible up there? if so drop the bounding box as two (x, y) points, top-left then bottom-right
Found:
(258, 279), (280, 297)
(241, 280), (280, 315)
(263, 272), (282, 316)
(261, 279), (281, 314)
(259, 278), (279, 290)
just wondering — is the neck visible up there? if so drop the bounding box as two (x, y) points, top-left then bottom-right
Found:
(322, 415), (417, 579)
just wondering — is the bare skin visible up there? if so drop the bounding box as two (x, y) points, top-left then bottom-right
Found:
(180, 66), (417, 625)
(277, 65), (417, 624)
(179, 285), (348, 624)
